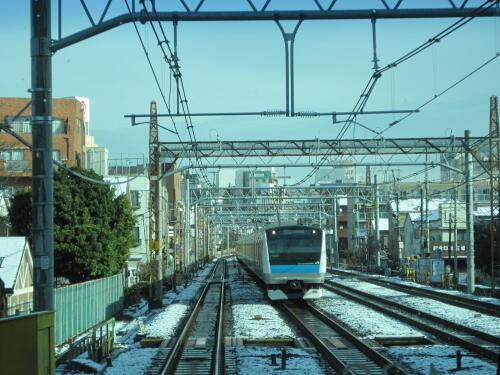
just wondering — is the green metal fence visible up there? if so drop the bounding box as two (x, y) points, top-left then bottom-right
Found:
(55, 273), (124, 345)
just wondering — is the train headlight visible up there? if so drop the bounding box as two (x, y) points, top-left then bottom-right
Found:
(271, 230), (276, 235)
(312, 230), (316, 234)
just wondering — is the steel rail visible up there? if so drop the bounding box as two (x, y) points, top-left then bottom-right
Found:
(359, 276), (499, 318)
(277, 301), (407, 374)
(213, 260), (226, 375)
(277, 301), (355, 375)
(159, 260), (224, 375)
(304, 302), (406, 374)
(328, 269), (500, 317)
(324, 281), (500, 362)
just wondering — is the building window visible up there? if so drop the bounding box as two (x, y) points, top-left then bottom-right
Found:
(0, 149), (24, 160)
(133, 226), (141, 246)
(130, 190), (141, 208)
(6, 117), (66, 134)
(52, 150), (61, 161)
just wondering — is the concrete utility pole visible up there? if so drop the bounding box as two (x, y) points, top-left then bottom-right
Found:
(158, 183), (164, 296)
(374, 175), (381, 268)
(448, 211), (453, 266)
(204, 216), (209, 263)
(366, 167), (372, 270)
(453, 189), (458, 285)
(332, 197), (339, 267)
(465, 130), (475, 294)
(194, 203), (198, 269)
(488, 95), (499, 291)
(395, 192), (401, 262)
(425, 154), (430, 256)
(31, 0), (54, 311)
(420, 188), (425, 257)
(184, 174), (190, 275)
(347, 195), (357, 258)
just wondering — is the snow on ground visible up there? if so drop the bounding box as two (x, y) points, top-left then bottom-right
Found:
(144, 303), (189, 338)
(227, 260), (295, 339)
(334, 277), (500, 336)
(142, 265), (217, 338)
(66, 348), (159, 375)
(70, 358), (105, 373)
(104, 348), (159, 375)
(386, 276), (500, 306)
(63, 263), (216, 374)
(315, 289), (422, 338)
(232, 304), (296, 338)
(234, 347), (324, 375)
(381, 346), (498, 375)
(329, 267), (500, 306)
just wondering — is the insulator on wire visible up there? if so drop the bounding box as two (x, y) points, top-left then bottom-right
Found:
(262, 110), (285, 117)
(295, 111), (319, 118)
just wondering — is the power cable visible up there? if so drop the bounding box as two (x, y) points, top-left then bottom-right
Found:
(1, 125), (139, 185)
(378, 52), (500, 136)
(141, 0), (214, 187)
(292, 0), (497, 186)
(126, 0), (214, 189)
(123, 0), (181, 138)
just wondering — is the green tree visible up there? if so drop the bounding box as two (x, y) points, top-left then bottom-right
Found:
(9, 167), (136, 283)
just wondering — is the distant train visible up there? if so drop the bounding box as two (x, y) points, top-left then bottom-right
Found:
(235, 224), (326, 300)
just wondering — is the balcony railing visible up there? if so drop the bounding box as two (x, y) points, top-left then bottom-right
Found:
(1, 160), (30, 173)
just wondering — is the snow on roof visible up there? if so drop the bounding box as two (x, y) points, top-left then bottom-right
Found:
(390, 198), (453, 213)
(0, 237), (27, 290)
(103, 176), (128, 197)
(475, 206), (499, 217)
(408, 209), (440, 223)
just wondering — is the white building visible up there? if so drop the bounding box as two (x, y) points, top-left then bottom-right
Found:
(86, 142), (109, 176)
(217, 169), (236, 188)
(0, 237), (33, 317)
(315, 160), (355, 184)
(402, 202), (466, 259)
(104, 175), (169, 284)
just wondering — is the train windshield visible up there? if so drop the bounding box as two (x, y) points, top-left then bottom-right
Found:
(266, 227), (322, 265)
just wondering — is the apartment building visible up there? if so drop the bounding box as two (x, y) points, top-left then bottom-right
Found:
(0, 97), (86, 190)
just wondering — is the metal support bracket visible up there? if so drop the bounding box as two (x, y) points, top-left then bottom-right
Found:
(275, 19), (303, 116)
(371, 16), (380, 71)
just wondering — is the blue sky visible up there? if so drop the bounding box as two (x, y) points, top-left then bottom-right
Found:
(2, 0), (499, 182)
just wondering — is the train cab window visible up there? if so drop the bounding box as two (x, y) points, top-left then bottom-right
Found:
(266, 227), (322, 265)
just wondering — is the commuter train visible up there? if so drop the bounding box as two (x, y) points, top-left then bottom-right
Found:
(235, 224), (326, 300)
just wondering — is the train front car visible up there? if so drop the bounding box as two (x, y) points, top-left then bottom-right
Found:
(264, 225), (325, 300)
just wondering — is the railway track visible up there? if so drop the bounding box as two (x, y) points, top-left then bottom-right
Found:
(324, 280), (500, 363)
(147, 260), (226, 375)
(329, 269), (500, 317)
(276, 300), (407, 374)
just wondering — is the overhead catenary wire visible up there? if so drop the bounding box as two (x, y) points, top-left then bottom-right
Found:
(292, 0), (498, 186)
(123, 0), (180, 138)
(378, 52), (500, 136)
(141, 0), (214, 187)
(124, 0), (203, 184)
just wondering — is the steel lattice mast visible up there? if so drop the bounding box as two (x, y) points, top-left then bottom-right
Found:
(149, 100), (163, 301)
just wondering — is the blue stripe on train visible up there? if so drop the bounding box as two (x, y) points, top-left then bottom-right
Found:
(270, 264), (320, 274)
